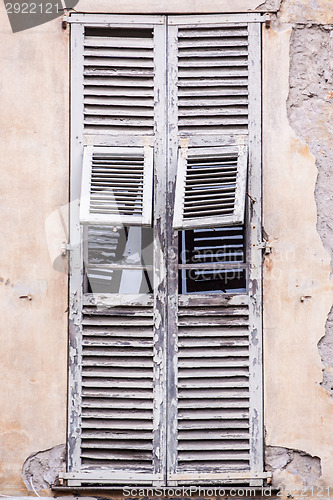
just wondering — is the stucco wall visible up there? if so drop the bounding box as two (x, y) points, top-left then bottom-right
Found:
(1, 0), (333, 495)
(263, 24), (333, 488)
(0, 3), (69, 494)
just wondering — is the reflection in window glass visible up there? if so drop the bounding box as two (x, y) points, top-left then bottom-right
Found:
(178, 226), (246, 294)
(85, 226), (153, 294)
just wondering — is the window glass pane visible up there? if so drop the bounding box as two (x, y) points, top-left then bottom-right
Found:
(85, 225), (153, 294)
(178, 226), (246, 294)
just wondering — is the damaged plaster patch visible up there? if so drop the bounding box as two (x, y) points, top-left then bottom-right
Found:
(287, 25), (333, 393)
(255, 0), (282, 11)
(22, 444), (65, 492)
(318, 306), (333, 393)
(266, 446), (321, 488)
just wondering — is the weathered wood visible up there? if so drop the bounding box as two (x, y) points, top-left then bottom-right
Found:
(168, 14), (265, 25)
(178, 358), (249, 369)
(84, 55), (155, 67)
(84, 36), (154, 49)
(178, 317), (249, 327)
(68, 21), (85, 481)
(82, 440), (153, 450)
(178, 429), (249, 439)
(82, 429), (153, 438)
(82, 338), (154, 347)
(82, 399), (154, 409)
(178, 293), (248, 306)
(178, 306), (248, 316)
(82, 367), (154, 377)
(178, 398), (249, 408)
(247, 21), (263, 487)
(82, 389), (153, 399)
(178, 28), (248, 37)
(177, 367), (249, 377)
(69, 13), (264, 487)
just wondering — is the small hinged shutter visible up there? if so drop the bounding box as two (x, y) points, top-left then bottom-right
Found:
(173, 142), (248, 230)
(80, 145), (153, 226)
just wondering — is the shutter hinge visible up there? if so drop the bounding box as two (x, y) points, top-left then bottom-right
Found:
(256, 241), (272, 255)
(61, 242), (74, 256)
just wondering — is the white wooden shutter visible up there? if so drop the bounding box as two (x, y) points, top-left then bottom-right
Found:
(80, 146), (153, 226)
(174, 294), (251, 479)
(167, 16), (265, 487)
(173, 143), (248, 230)
(80, 299), (155, 472)
(176, 24), (249, 135)
(68, 14), (265, 487)
(83, 26), (155, 136)
(67, 16), (167, 486)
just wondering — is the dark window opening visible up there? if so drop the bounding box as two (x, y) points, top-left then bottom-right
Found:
(178, 226), (247, 294)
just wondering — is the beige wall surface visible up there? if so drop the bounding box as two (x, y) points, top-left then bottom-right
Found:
(0, 3), (69, 494)
(1, 0), (333, 495)
(74, 0), (280, 13)
(263, 25), (333, 488)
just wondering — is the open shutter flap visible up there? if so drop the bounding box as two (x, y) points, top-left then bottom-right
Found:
(173, 143), (248, 230)
(80, 145), (153, 227)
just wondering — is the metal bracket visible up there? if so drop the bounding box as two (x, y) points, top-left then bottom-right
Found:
(256, 241), (272, 255)
(265, 14), (271, 29)
(62, 242), (74, 256)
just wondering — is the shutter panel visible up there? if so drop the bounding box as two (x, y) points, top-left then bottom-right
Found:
(177, 25), (249, 135)
(176, 295), (250, 474)
(173, 143), (248, 230)
(68, 17), (166, 486)
(81, 301), (155, 470)
(83, 27), (155, 135)
(167, 17), (264, 487)
(80, 146), (153, 226)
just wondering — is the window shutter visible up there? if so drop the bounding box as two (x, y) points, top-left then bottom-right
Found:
(80, 299), (156, 472)
(173, 143), (248, 230)
(83, 26), (155, 136)
(172, 294), (251, 480)
(69, 14), (264, 487)
(167, 16), (264, 487)
(68, 17), (167, 486)
(177, 24), (249, 135)
(80, 146), (153, 226)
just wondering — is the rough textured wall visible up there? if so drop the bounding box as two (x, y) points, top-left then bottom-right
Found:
(287, 24), (333, 394)
(75, 0), (280, 13)
(0, 3), (69, 494)
(263, 13), (333, 491)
